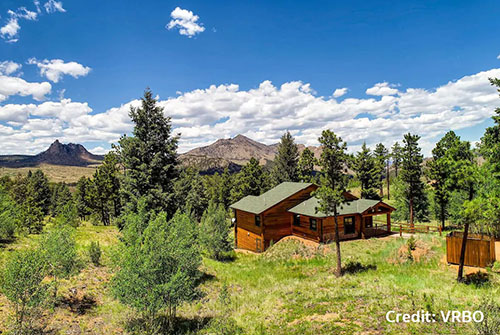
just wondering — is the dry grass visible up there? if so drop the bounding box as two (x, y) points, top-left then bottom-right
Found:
(0, 163), (99, 184)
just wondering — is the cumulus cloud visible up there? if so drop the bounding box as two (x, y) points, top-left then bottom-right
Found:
(0, 1), (65, 42)
(28, 58), (91, 83)
(1, 68), (500, 156)
(366, 82), (399, 96)
(167, 7), (205, 38)
(0, 61), (22, 76)
(333, 87), (348, 98)
(0, 75), (51, 102)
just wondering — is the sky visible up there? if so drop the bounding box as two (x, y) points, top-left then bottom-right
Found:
(1, 0), (500, 156)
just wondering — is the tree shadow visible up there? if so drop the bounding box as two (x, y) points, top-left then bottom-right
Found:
(0, 237), (16, 249)
(463, 272), (490, 287)
(59, 292), (97, 315)
(125, 314), (212, 335)
(342, 261), (377, 275)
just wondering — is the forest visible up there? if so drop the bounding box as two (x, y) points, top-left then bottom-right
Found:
(0, 78), (499, 335)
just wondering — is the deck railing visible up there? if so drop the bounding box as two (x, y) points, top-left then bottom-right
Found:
(364, 223), (390, 238)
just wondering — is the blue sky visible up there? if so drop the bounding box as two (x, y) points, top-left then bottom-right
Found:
(1, 0), (500, 155)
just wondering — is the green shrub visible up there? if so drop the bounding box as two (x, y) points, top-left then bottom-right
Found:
(0, 249), (48, 333)
(89, 241), (102, 266)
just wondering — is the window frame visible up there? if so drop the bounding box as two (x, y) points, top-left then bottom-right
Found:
(343, 216), (356, 235)
(293, 214), (301, 226)
(309, 218), (317, 231)
(255, 215), (261, 227)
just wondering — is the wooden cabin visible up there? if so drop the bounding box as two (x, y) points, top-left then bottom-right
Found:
(230, 182), (395, 252)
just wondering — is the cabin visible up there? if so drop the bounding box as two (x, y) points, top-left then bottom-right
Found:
(230, 182), (395, 252)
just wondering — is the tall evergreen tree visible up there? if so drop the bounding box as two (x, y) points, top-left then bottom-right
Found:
(297, 147), (316, 183)
(200, 201), (233, 260)
(374, 143), (389, 198)
(353, 143), (380, 199)
(74, 177), (92, 220)
(89, 153), (121, 225)
(479, 77), (500, 178)
(314, 130), (348, 277)
(391, 142), (403, 178)
(230, 158), (266, 202)
(271, 131), (299, 185)
(115, 89), (179, 219)
(400, 133), (426, 228)
(428, 131), (461, 229)
(50, 182), (73, 216)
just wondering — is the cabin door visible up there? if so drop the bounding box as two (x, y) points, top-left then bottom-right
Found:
(256, 238), (262, 252)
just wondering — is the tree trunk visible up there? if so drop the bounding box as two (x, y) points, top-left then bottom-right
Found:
(386, 160), (390, 200)
(333, 212), (342, 277)
(395, 165), (398, 178)
(441, 203), (445, 231)
(409, 194), (414, 229)
(457, 185), (474, 282)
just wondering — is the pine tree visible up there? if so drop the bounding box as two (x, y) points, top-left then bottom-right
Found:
(353, 142), (380, 199)
(89, 153), (121, 225)
(200, 201), (233, 260)
(74, 177), (92, 220)
(479, 78), (500, 177)
(374, 143), (388, 198)
(271, 131), (299, 185)
(391, 142), (403, 178)
(0, 186), (20, 238)
(314, 130), (348, 277)
(185, 172), (208, 221)
(230, 158), (265, 202)
(115, 89), (179, 219)
(400, 133), (426, 228)
(298, 147), (316, 183)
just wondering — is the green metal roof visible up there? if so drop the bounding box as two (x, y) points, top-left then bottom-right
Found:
(288, 197), (381, 218)
(230, 182), (314, 214)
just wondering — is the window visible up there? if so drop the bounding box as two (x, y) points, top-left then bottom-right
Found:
(344, 216), (355, 235)
(310, 218), (317, 231)
(255, 215), (261, 227)
(364, 216), (373, 228)
(293, 214), (301, 226)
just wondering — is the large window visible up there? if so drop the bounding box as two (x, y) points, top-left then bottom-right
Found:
(293, 214), (301, 226)
(310, 218), (317, 231)
(255, 215), (261, 227)
(344, 216), (355, 235)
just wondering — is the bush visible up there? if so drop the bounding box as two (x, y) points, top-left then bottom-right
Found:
(89, 241), (102, 266)
(475, 297), (500, 335)
(39, 225), (78, 300)
(0, 249), (48, 333)
(200, 202), (233, 260)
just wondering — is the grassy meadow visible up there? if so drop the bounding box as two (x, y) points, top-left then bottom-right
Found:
(0, 164), (98, 184)
(0, 224), (497, 335)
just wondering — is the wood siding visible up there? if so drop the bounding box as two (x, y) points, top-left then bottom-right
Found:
(262, 185), (318, 248)
(234, 209), (262, 252)
(291, 214), (321, 241)
(446, 232), (496, 268)
(322, 215), (362, 242)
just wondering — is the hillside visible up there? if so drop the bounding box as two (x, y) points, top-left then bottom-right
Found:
(0, 140), (103, 168)
(182, 134), (322, 166)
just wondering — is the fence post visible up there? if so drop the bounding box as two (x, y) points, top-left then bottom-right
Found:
(399, 224), (402, 237)
(439, 226), (442, 236)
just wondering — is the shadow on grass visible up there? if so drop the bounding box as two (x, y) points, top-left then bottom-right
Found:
(342, 261), (377, 275)
(0, 237), (16, 248)
(125, 314), (212, 335)
(463, 272), (490, 287)
(59, 292), (97, 315)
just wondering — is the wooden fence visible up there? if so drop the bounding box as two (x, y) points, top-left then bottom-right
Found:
(396, 223), (442, 236)
(446, 232), (496, 268)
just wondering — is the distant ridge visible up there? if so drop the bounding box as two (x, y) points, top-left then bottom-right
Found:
(180, 134), (322, 168)
(0, 140), (104, 168)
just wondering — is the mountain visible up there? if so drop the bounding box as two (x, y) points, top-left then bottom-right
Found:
(0, 140), (104, 167)
(180, 134), (322, 168)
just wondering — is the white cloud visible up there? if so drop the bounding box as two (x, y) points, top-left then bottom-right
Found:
(167, 7), (205, 38)
(366, 82), (399, 96)
(333, 87), (348, 98)
(0, 75), (51, 102)
(0, 1), (65, 42)
(0, 18), (21, 42)
(0, 68), (500, 156)
(44, 0), (65, 13)
(0, 61), (22, 76)
(28, 58), (91, 83)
